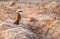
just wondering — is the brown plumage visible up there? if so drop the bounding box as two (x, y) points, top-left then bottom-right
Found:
(16, 13), (21, 21)
(14, 12), (21, 25)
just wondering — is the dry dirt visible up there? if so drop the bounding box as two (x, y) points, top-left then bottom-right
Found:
(0, 1), (60, 39)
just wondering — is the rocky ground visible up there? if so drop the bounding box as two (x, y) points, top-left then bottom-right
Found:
(0, 1), (60, 39)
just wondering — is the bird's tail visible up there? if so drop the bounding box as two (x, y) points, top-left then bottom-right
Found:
(14, 20), (19, 25)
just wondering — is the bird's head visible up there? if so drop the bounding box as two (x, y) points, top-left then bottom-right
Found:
(18, 11), (23, 13)
(16, 10), (23, 14)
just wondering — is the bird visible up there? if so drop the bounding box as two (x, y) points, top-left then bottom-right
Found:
(14, 11), (23, 25)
